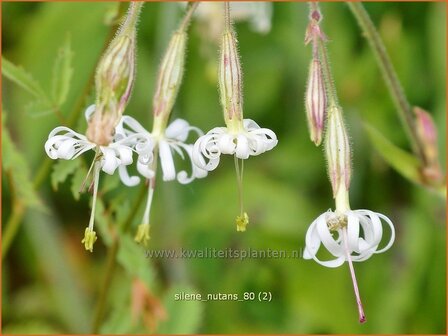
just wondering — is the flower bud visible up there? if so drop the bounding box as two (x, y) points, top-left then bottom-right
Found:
(219, 29), (243, 131)
(152, 31), (187, 135)
(414, 106), (443, 183)
(325, 105), (351, 197)
(87, 3), (142, 146)
(305, 59), (327, 146)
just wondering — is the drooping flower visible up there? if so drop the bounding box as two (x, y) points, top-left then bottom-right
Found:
(303, 209), (395, 267)
(44, 2), (144, 252)
(302, 3), (396, 323)
(192, 3), (278, 232)
(115, 3), (204, 246)
(116, 116), (207, 186)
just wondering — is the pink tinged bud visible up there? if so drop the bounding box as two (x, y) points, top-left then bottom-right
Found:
(325, 106), (351, 197)
(152, 31), (187, 130)
(414, 106), (443, 183)
(219, 30), (244, 127)
(87, 3), (142, 146)
(305, 59), (326, 146)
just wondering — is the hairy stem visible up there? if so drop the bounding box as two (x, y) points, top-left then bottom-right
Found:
(347, 2), (425, 163)
(179, 2), (200, 32)
(1, 2), (129, 260)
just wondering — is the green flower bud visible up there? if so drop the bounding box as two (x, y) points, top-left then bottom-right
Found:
(152, 31), (187, 136)
(219, 29), (244, 132)
(325, 105), (351, 198)
(87, 3), (142, 146)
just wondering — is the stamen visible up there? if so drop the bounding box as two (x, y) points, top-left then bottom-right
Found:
(342, 227), (366, 323)
(234, 155), (249, 231)
(80, 149), (101, 193)
(81, 160), (101, 252)
(135, 178), (155, 246)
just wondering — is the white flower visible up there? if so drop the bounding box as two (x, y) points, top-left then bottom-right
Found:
(44, 105), (151, 174)
(192, 119), (278, 171)
(115, 115), (208, 186)
(303, 209), (395, 268)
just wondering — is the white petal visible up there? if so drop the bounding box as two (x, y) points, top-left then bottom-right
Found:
(373, 211), (395, 254)
(137, 161), (155, 179)
(218, 133), (236, 155)
(159, 141), (176, 181)
(44, 127), (94, 160)
(346, 211), (360, 252)
(316, 213), (344, 257)
(192, 133), (221, 171)
(175, 143), (208, 184)
(235, 134), (250, 159)
(118, 165), (141, 187)
(165, 119), (190, 141)
(101, 147), (120, 175)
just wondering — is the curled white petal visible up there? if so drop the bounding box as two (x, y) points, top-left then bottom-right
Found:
(118, 164), (141, 187)
(173, 143), (208, 184)
(192, 120), (277, 171)
(165, 118), (203, 142)
(137, 161), (155, 180)
(303, 209), (395, 268)
(45, 126), (95, 160)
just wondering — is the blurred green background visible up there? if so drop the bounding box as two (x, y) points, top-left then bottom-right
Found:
(2, 2), (446, 334)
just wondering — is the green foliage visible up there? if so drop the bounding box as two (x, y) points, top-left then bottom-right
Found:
(2, 2), (446, 335)
(2, 113), (44, 211)
(157, 286), (203, 334)
(51, 159), (81, 191)
(117, 235), (154, 286)
(2, 57), (46, 98)
(364, 123), (422, 185)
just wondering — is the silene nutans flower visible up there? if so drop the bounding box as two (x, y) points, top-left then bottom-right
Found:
(114, 3), (207, 246)
(302, 3), (395, 324)
(44, 3), (144, 252)
(192, 3), (278, 232)
(303, 105), (396, 324)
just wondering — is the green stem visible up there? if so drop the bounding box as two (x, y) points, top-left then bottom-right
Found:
(91, 184), (147, 333)
(317, 38), (339, 108)
(1, 2), (129, 260)
(179, 2), (200, 32)
(347, 2), (425, 163)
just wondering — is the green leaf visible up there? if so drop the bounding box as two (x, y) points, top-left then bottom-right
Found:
(364, 123), (422, 184)
(117, 235), (154, 286)
(2, 57), (46, 99)
(51, 159), (81, 191)
(157, 285), (203, 334)
(2, 113), (44, 211)
(70, 165), (87, 200)
(25, 99), (54, 117)
(51, 35), (74, 107)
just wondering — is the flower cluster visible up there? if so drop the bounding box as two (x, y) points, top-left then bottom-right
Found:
(44, 3), (207, 251)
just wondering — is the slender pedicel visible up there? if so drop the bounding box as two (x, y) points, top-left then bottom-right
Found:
(342, 227), (366, 323)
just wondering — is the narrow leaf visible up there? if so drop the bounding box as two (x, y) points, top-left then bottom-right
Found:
(2, 57), (46, 98)
(51, 35), (74, 107)
(2, 113), (44, 210)
(364, 123), (423, 184)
